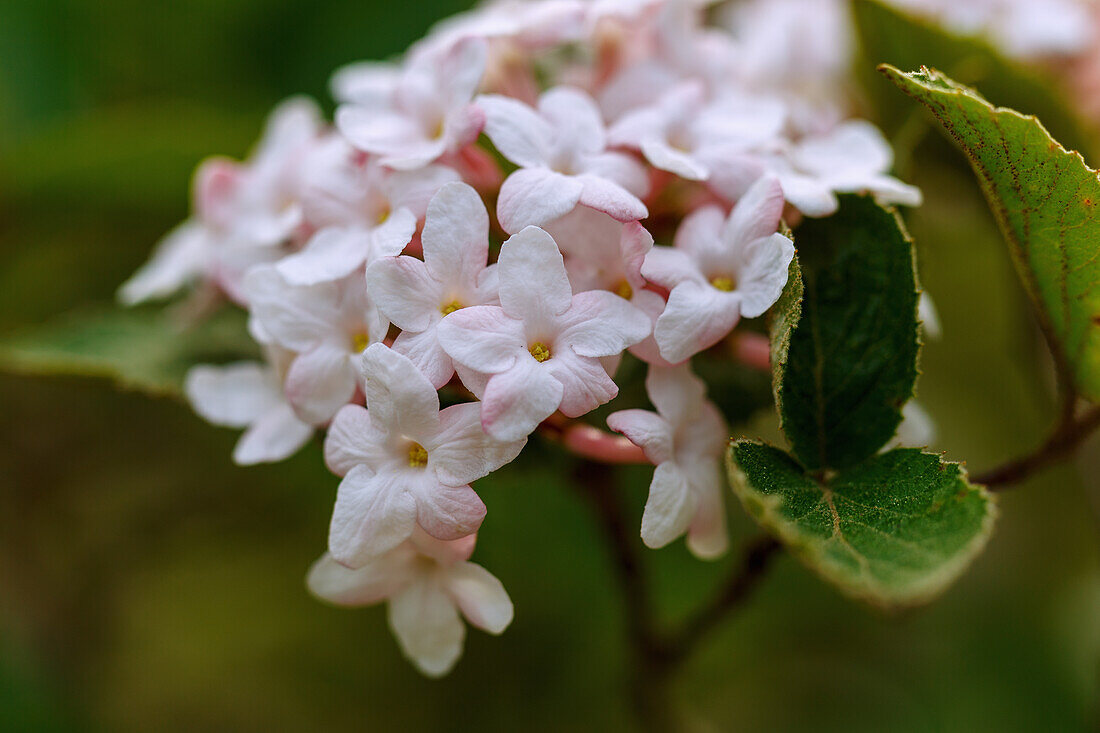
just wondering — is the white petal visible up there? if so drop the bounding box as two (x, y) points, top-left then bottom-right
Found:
(477, 94), (551, 167)
(324, 404), (391, 476)
(685, 461), (729, 560)
(306, 550), (414, 606)
(445, 562), (514, 634)
(673, 205), (726, 259)
(243, 265), (338, 351)
(641, 139), (710, 180)
(370, 207), (419, 258)
(277, 227), (370, 286)
(392, 327), (454, 390)
(498, 226), (573, 324)
(285, 343), (357, 425)
(330, 465), (419, 566)
(640, 462), (697, 549)
(388, 578), (465, 677)
(606, 409), (673, 464)
(645, 363), (707, 426)
(429, 402), (526, 485)
(640, 246), (705, 290)
(654, 282), (742, 363)
(415, 481), (487, 542)
(360, 343), (441, 439)
(793, 120), (892, 178)
(437, 306), (526, 374)
(544, 348), (618, 418)
(185, 362), (280, 427)
(233, 403), (314, 465)
(736, 232), (795, 319)
(366, 256), (442, 332)
(118, 220), (207, 304)
(556, 290), (651, 358)
(481, 357), (564, 441)
(722, 176), (784, 246)
(496, 168), (584, 233)
(577, 175), (648, 223)
(421, 182), (491, 287)
(538, 86), (606, 156)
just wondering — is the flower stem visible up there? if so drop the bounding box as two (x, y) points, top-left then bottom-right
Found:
(973, 404), (1100, 489)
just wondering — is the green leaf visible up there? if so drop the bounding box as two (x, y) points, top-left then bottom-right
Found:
(776, 195), (920, 471)
(727, 440), (997, 607)
(852, 0), (1094, 159)
(882, 65), (1100, 402)
(0, 305), (256, 397)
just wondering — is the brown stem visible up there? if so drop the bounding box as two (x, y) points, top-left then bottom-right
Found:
(973, 405), (1100, 489)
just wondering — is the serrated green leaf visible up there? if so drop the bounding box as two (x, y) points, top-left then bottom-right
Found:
(727, 440), (996, 607)
(852, 0), (1094, 159)
(882, 65), (1100, 402)
(0, 305), (256, 397)
(777, 195), (920, 471)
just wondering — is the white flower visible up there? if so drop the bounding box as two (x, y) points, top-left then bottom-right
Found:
(477, 86), (649, 232)
(243, 266), (388, 424)
(184, 351), (313, 465)
(335, 38), (488, 170)
(366, 182), (500, 388)
(325, 344), (525, 566)
(307, 528), (513, 677)
(607, 364), (729, 558)
(641, 176), (795, 363)
(437, 226), (651, 441)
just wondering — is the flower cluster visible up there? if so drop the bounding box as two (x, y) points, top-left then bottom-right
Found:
(121, 0), (922, 676)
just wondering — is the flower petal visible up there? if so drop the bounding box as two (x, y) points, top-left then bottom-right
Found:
(243, 265), (338, 351)
(185, 362), (280, 427)
(420, 182), (490, 287)
(477, 94), (551, 167)
(445, 562), (514, 634)
(233, 403), (314, 465)
(556, 290), (651, 358)
(576, 174), (648, 223)
(735, 232), (795, 319)
(654, 282), (741, 363)
(285, 343), (357, 425)
(117, 220), (207, 305)
(640, 461), (697, 549)
(722, 176), (784, 247)
(606, 408), (673, 464)
(388, 578), (465, 677)
(324, 404), (391, 477)
(481, 356), (564, 441)
(366, 256), (442, 332)
(543, 348), (618, 417)
(329, 464), (419, 566)
(684, 460), (728, 560)
(498, 225), (573, 324)
(360, 343), (441, 439)
(306, 550), (414, 607)
(415, 481), (487, 542)
(496, 168), (584, 233)
(393, 327), (454, 390)
(437, 305), (525, 374)
(429, 402), (527, 485)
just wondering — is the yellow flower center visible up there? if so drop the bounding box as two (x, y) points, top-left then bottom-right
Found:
(614, 280), (633, 300)
(529, 342), (552, 363)
(440, 300), (463, 316)
(375, 206), (390, 225)
(710, 276), (735, 292)
(351, 332), (371, 352)
(407, 442), (428, 468)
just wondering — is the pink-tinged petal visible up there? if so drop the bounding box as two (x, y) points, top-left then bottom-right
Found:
(556, 290), (651, 358)
(388, 578), (465, 677)
(640, 246), (704, 290)
(620, 221), (654, 289)
(117, 220), (207, 305)
(410, 527), (477, 564)
(454, 362), (490, 399)
(443, 104), (486, 156)
(582, 152), (650, 198)
(393, 327), (454, 390)
(243, 265), (338, 351)
(684, 460), (728, 560)
(577, 175), (648, 223)
(544, 348), (618, 417)
(366, 256), (442, 332)
(371, 207), (419, 258)
(626, 289), (674, 367)
(415, 481), (486, 541)
(445, 562), (514, 634)
(386, 165), (462, 218)
(421, 182), (490, 286)
(324, 404), (391, 476)
(185, 362), (280, 427)
(654, 282), (742, 363)
(703, 152), (766, 203)
(776, 170), (839, 217)
(233, 403), (314, 465)
(641, 139), (709, 180)
(277, 227), (370, 286)
(606, 409), (674, 464)
(285, 343), (357, 425)
(673, 205), (725, 258)
(538, 86), (606, 155)
(679, 401), (729, 460)
(736, 232), (795, 319)
(429, 402), (526, 485)
(437, 305), (526, 374)
(836, 174), (922, 208)
(443, 38), (489, 108)
(498, 226), (573, 324)
(645, 363), (707, 427)
(722, 176), (784, 246)
(307, 550), (416, 607)
(640, 461), (697, 550)
(194, 157), (243, 226)
(330, 465), (419, 566)
(329, 60), (401, 105)
(793, 120), (892, 178)
(360, 343), (441, 438)
(477, 94), (551, 167)
(496, 168), (584, 233)
(481, 357), (564, 441)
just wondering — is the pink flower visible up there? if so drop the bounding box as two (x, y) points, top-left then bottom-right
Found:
(477, 86), (649, 232)
(324, 344), (525, 566)
(607, 364), (728, 558)
(642, 176), (794, 363)
(243, 266), (388, 424)
(367, 182), (500, 388)
(437, 225), (651, 441)
(335, 39), (488, 170)
(308, 528), (512, 677)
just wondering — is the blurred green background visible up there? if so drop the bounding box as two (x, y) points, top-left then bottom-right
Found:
(1, 1), (1098, 730)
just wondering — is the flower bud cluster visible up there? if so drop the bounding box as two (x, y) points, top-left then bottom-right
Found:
(121, 0), (922, 676)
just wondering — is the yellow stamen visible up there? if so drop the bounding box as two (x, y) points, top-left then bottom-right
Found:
(614, 280), (633, 300)
(710, 276), (735, 292)
(351, 332), (371, 352)
(529, 342), (551, 363)
(375, 207), (390, 225)
(440, 300), (463, 316)
(407, 442), (428, 468)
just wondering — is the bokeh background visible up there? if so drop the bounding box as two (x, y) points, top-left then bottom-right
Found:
(1, 1), (1098, 730)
